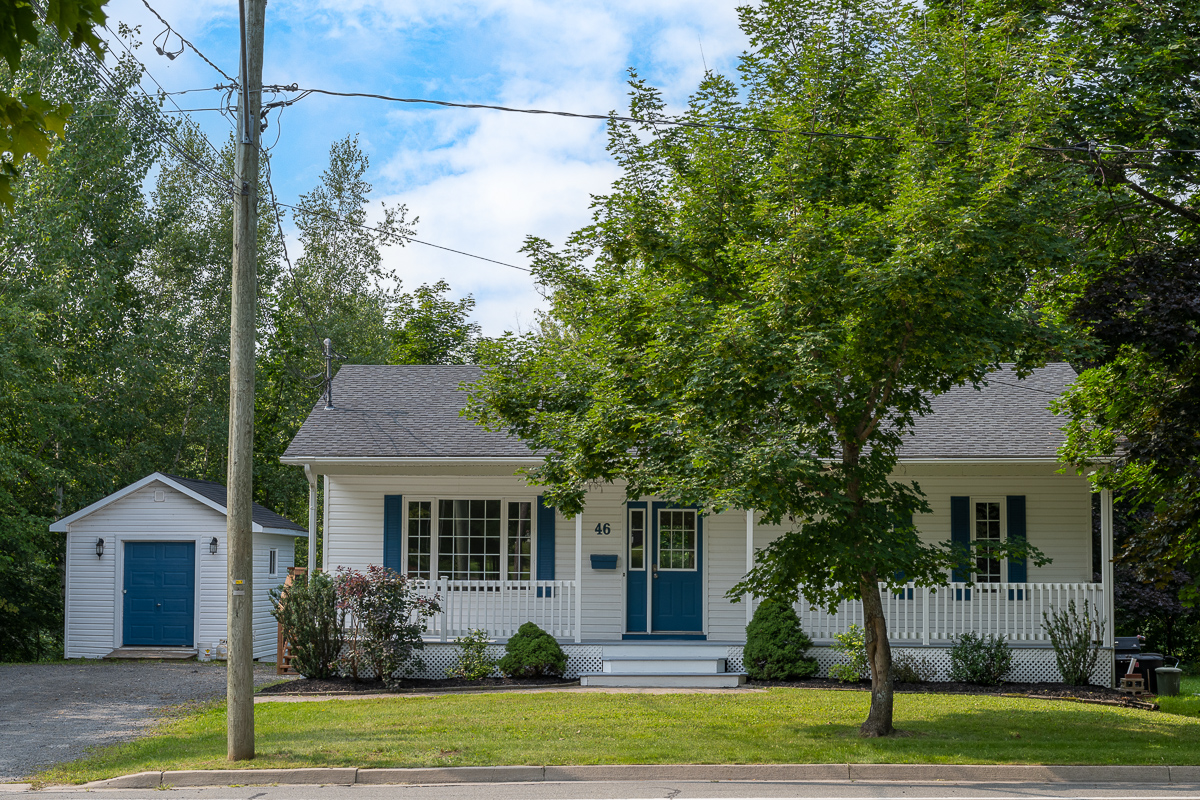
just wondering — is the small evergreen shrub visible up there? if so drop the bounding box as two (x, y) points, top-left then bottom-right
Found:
(949, 632), (1013, 685)
(830, 624), (869, 682)
(892, 650), (937, 683)
(499, 621), (568, 677)
(269, 571), (343, 680)
(453, 629), (497, 680)
(1044, 600), (1104, 685)
(743, 599), (819, 680)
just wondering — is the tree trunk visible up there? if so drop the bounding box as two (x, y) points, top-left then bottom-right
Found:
(859, 575), (895, 737)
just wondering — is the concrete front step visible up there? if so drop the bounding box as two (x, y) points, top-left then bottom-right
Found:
(580, 672), (747, 688)
(600, 643), (729, 658)
(602, 657), (727, 674)
(104, 647), (198, 660)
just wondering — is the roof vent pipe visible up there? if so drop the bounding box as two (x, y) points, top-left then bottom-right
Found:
(323, 338), (333, 410)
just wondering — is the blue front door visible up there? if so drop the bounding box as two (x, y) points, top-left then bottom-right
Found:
(123, 541), (195, 646)
(650, 503), (702, 632)
(626, 503), (648, 632)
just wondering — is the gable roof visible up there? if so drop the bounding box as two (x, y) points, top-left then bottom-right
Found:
(897, 363), (1075, 459)
(283, 363), (1076, 463)
(49, 472), (306, 533)
(282, 364), (535, 460)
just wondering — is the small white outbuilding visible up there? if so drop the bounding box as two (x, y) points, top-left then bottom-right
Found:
(51, 472), (303, 660)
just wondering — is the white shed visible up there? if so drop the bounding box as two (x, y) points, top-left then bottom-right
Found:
(51, 472), (303, 660)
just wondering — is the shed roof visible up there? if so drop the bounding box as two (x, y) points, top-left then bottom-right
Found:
(49, 472), (305, 533)
(283, 363), (1076, 462)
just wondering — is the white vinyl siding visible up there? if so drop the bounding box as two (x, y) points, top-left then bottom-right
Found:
(63, 480), (296, 660)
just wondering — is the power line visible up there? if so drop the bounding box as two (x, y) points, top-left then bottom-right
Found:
(269, 199), (530, 272)
(268, 87), (1200, 155)
(138, 0), (237, 84)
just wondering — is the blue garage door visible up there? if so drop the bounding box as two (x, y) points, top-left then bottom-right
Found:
(123, 541), (195, 646)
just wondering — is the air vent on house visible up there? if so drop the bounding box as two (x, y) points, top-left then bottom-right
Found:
(154, 490), (165, 502)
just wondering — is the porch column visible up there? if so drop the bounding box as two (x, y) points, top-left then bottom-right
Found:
(574, 513), (583, 643)
(322, 474), (331, 572)
(304, 465), (318, 574)
(1100, 488), (1115, 686)
(745, 509), (754, 626)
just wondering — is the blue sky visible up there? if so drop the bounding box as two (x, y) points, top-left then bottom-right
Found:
(99, 0), (750, 335)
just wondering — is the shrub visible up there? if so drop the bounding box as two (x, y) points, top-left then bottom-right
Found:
(949, 632), (1013, 685)
(1044, 599), (1105, 685)
(743, 599), (818, 680)
(830, 624), (868, 682)
(453, 629), (497, 680)
(892, 650), (937, 683)
(334, 565), (441, 687)
(269, 571), (342, 679)
(498, 621), (567, 677)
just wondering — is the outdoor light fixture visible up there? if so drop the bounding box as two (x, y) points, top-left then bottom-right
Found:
(209, 537), (219, 555)
(96, 538), (104, 558)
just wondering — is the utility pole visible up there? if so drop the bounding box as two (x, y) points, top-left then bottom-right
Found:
(227, 0), (265, 763)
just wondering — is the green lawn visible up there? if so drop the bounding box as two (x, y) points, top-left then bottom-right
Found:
(35, 688), (1200, 784)
(1158, 675), (1200, 718)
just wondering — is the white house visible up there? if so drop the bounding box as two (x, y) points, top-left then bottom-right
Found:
(280, 363), (1115, 687)
(52, 472), (302, 660)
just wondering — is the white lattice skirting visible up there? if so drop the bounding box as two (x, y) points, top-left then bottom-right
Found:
(408, 643), (1110, 685)
(728, 644), (1113, 685)
(410, 643), (604, 680)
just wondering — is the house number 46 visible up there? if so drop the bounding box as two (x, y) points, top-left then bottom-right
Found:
(594, 523), (612, 535)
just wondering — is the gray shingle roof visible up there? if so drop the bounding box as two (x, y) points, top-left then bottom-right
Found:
(283, 363), (1075, 462)
(162, 473), (306, 532)
(282, 365), (537, 459)
(897, 363), (1075, 459)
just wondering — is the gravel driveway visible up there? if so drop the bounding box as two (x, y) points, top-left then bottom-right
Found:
(0, 661), (289, 782)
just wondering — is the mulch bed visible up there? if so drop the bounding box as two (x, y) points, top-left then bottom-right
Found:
(748, 677), (1160, 710)
(258, 676), (578, 695)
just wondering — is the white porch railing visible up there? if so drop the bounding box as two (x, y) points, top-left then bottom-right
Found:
(777, 582), (1106, 645)
(413, 578), (577, 641)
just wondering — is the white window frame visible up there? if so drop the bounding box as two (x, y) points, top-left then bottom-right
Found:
(970, 496), (1006, 585)
(268, 548), (278, 577)
(402, 496), (537, 583)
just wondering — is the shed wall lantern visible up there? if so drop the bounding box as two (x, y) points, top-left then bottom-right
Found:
(95, 538), (104, 558)
(209, 537), (219, 555)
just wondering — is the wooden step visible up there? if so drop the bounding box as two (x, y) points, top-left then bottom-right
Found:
(580, 672), (747, 688)
(104, 647), (198, 660)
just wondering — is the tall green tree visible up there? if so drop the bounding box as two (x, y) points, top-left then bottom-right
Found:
(998, 0), (1200, 594)
(0, 0), (108, 206)
(468, 0), (1073, 735)
(0, 36), (169, 659)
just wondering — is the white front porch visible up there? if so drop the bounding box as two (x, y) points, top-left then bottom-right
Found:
(412, 577), (1108, 647)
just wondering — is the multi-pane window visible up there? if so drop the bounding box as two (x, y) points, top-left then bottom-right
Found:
(507, 501), (532, 580)
(658, 509), (697, 570)
(268, 548), (277, 576)
(407, 501), (433, 578)
(629, 508), (645, 570)
(439, 499), (502, 580)
(974, 500), (1002, 583)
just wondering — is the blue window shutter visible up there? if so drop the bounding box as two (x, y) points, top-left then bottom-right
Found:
(1006, 495), (1027, 582)
(950, 496), (970, 583)
(536, 495), (555, 580)
(383, 495), (403, 573)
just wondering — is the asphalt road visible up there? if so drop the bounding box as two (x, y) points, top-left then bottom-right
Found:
(0, 661), (289, 781)
(11, 780), (1200, 799)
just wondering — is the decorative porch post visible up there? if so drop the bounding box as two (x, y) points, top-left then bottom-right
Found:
(304, 465), (318, 574)
(1100, 487), (1115, 686)
(745, 509), (754, 626)
(574, 513), (583, 643)
(322, 475), (331, 572)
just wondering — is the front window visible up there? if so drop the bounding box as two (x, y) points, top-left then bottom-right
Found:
(405, 499), (534, 581)
(974, 500), (1002, 583)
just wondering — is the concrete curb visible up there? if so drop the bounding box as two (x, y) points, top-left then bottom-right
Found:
(76, 763), (1200, 789)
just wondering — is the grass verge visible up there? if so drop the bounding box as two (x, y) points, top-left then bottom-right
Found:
(1157, 675), (1200, 718)
(35, 688), (1200, 784)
